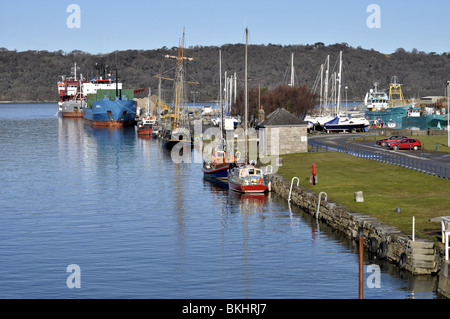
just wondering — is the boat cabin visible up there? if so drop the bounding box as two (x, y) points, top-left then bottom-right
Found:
(239, 165), (263, 178)
(210, 151), (236, 165)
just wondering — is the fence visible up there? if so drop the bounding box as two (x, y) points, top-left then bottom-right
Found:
(308, 139), (449, 179)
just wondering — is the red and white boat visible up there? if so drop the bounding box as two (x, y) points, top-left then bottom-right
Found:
(227, 164), (268, 193)
(57, 63), (88, 118)
(137, 116), (155, 136)
(227, 28), (267, 194)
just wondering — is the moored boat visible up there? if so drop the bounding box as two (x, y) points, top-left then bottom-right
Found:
(227, 28), (268, 194)
(83, 89), (137, 127)
(202, 150), (236, 180)
(363, 77), (413, 129)
(57, 63), (88, 118)
(401, 105), (448, 130)
(160, 29), (196, 149)
(137, 116), (155, 136)
(227, 163), (268, 193)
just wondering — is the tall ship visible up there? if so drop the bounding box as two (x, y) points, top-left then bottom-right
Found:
(160, 29), (195, 148)
(57, 63), (88, 118)
(363, 77), (412, 129)
(83, 87), (137, 127)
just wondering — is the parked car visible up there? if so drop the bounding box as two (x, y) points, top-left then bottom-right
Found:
(387, 138), (421, 150)
(376, 135), (408, 147)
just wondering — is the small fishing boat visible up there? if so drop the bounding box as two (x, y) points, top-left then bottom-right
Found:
(227, 163), (267, 193)
(202, 150), (235, 180)
(227, 28), (267, 194)
(202, 49), (235, 180)
(137, 117), (155, 136)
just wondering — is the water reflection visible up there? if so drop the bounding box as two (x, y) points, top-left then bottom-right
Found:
(49, 113), (442, 298)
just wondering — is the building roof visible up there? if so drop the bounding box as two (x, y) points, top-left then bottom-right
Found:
(257, 107), (307, 128)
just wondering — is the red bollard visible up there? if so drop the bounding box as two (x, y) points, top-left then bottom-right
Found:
(311, 163), (317, 186)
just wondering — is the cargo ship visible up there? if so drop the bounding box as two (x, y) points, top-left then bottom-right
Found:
(58, 62), (123, 118)
(83, 88), (137, 127)
(57, 63), (88, 118)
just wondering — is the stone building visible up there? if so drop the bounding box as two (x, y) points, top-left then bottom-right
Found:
(257, 107), (308, 156)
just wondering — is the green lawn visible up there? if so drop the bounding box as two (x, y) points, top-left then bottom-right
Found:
(277, 150), (449, 242)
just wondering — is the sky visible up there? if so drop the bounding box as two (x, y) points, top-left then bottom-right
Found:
(1, 0), (450, 55)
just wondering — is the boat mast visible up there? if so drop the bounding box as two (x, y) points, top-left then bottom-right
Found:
(219, 49), (224, 147)
(290, 53), (294, 87)
(324, 55), (329, 114)
(319, 64), (323, 115)
(337, 51), (343, 115)
(244, 27), (248, 164)
(158, 77), (161, 122)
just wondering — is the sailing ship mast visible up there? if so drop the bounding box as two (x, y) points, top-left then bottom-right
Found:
(219, 49), (224, 147)
(290, 53), (294, 87)
(336, 51), (343, 115)
(244, 27), (248, 164)
(324, 55), (329, 114)
(173, 33), (185, 130)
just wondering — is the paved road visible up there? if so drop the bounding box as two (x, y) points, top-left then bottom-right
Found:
(309, 132), (450, 173)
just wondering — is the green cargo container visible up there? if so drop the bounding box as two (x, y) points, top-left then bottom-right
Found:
(86, 89), (135, 109)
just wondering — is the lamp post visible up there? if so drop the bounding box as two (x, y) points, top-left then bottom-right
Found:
(447, 81), (450, 147)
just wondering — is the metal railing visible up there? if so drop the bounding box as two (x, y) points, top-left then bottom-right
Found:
(308, 139), (449, 179)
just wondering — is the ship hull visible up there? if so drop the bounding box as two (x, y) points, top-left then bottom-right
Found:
(137, 127), (153, 135)
(402, 114), (448, 130)
(83, 99), (137, 127)
(202, 164), (229, 180)
(61, 100), (85, 118)
(364, 106), (410, 129)
(228, 180), (267, 193)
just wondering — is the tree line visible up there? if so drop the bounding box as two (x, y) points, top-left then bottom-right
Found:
(1, 43), (450, 106)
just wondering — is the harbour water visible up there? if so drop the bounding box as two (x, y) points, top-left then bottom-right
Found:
(0, 103), (439, 299)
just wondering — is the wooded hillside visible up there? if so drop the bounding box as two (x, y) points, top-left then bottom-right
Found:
(1, 43), (449, 103)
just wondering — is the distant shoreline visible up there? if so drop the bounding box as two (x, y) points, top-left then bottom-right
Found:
(0, 101), (57, 104)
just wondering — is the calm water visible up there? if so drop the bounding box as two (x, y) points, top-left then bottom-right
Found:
(0, 103), (439, 299)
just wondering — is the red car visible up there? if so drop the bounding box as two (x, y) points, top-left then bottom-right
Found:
(376, 135), (407, 147)
(387, 138), (421, 150)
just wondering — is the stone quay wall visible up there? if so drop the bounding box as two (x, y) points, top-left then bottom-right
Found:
(268, 173), (447, 279)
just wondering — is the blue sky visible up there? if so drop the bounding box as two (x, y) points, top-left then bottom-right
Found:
(1, 0), (450, 54)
